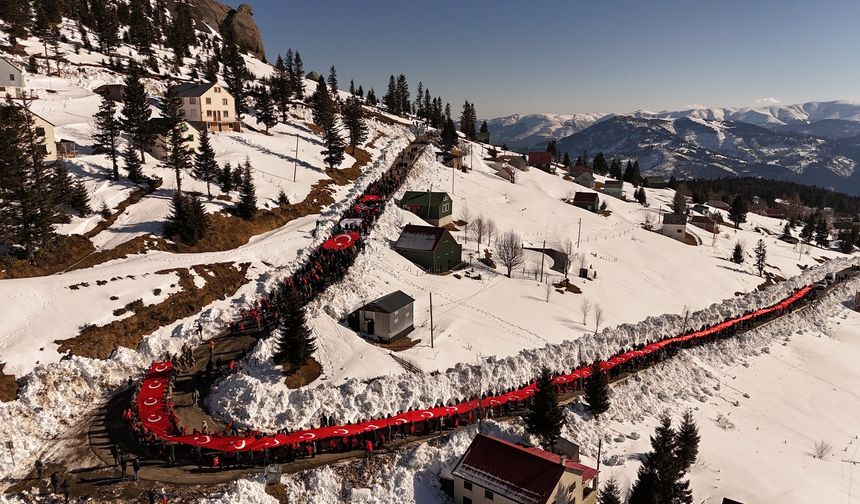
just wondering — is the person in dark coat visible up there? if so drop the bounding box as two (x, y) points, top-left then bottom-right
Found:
(132, 458), (141, 480)
(120, 455), (128, 479)
(109, 444), (118, 466)
(60, 479), (70, 504)
(34, 459), (43, 479)
(147, 488), (157, 504)
(50, 471), (59, 493)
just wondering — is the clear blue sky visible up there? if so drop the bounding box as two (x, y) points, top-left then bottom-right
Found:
(238, 0), (860, 119)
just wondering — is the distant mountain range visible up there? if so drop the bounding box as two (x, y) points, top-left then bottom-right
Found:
(487, 101), (860, 195)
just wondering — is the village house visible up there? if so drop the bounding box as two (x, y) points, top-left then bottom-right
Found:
(94, 83), (126, 102)
(347, 290), (415, 343)
(495, 162), (517, 183)
(567, 165), (594, 188)
(172, 82), (240, 133)
(0, 56), (25, 98)
(400, 191), (454, 226)
(146, 118), (201, 161)
(29, 110), (58, 162)
(707, 199), (731, 212)
(527, 151), (553, 172)
(764, 207), (786, 220)
(690, 214), (720, 234)
(450, 434), (599, 504)
(438, 146), (465, 170)
(570, 192), (600, 212)
(496, 154), (527, 171)
(394, 224), (462, 273)
(643, 176), (667, 189)
(602, 179), (624, 199)
(691, 203), (710, 215)
(662, 213), (688, 241)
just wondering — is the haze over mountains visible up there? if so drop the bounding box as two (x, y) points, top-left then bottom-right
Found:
(488, 101), (860, 194)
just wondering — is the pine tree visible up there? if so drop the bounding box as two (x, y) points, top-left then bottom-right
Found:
(222, 32), (249, 119)
(672, 184), (688, 215)
(91, 0), (120, 53)
(50, 163), (73, 211)
(562, 152), (572, 167)
(609, 158), (623, 180)
(93, 93), (122, 180)
(479, 120), (489, 137)
(127, 0), (155, 53)
(69, 179), (92, 217)
(754, 239), (767, 276)
(219, 162), (234, 192)
(584, 361), (611, 418)
(235, 160), (257, 219)
(256, 86), (277, 133)
(193, 128), (218, 199)
(160, 85), (192, 193)
(623, 160), (635, 183)
(598, 478), (623, 504)
(815, 219), (830, 247)
(272, 54), (292, 121)
(800, 218), (815, 243)
(441, 117), (458, 150)
(728, 195), (748, 229)
(524, 367), (564, 449)
(782, 222), (792, 238)
(166, 0), (195, 59)
(366, 88), (377, 105)
(396, 74), (410, 116)
(460, 101), (477, 140)
(273, 284), (317, 370)
(731, 241), (745, 264)
(546, 139), (558, 160)
(122, 143), (144, 183)
(0, 0), (32, 40)
(383, 75), (398, 114)
(0, 97), (57, 259)
(327, 65), (338, 96)
(675, 410), (700, 472)
(592, 152), (609, 175)
(292, 51), (305, 100)
(164, 191), (207, 245)
(120, 63), (152, 164)
(639, 415), (693, 504)
(342, 96), (368, 150)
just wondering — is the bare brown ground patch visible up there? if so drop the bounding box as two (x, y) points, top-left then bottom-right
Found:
(56, 262), (251, 360)
(376, 336), (421, 352)
(0, 364), (18, 402)
(284, 358), (322, 389)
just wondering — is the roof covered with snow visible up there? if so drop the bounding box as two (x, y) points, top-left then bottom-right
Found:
(393, 224), (449, 252)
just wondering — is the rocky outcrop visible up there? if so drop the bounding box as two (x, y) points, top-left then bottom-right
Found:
(184, 0), (266, 61)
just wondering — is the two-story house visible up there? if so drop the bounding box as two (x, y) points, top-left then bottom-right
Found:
(173, 82), (240, 133)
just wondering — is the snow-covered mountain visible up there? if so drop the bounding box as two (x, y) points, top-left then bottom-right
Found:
(638, 100), (860, 127)
(555, 114), (860, 193)
(484, 112), (605, 150)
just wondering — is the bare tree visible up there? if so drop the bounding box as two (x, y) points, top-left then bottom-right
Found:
(471, 215), (488, 252)
(485, 218), (498, 251)
(461, 204), (472, 243)
(496, 230), (524, 277)
(561, 239), (574, 279)
(580, 298), (592, 325)
(545, 278), (553, 302)
(681, 304), (691, 332)
(812, 440), (832, 459)
(593, 304), (604, 334)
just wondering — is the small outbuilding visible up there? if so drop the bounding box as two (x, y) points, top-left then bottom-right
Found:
(567, 166), (594, 188)
(571, 192), (600, 212)
(394, 224), (462, 273)
(602, 179), (624, 199)
(94, 84), (126, 102)
(496, 154), (527, 170)
(690, 214), (720, 234)
(661, 213), (688, 241)
(401, 191), (453, 226)
(643, 176), (667, 189)
(707, 199), (731, 212)
(348, 291), (415, 343)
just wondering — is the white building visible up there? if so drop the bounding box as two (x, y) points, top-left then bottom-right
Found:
(147, 118), (201, 161)
(661, 213), (688, 242)
(31, 111), (58, 162)
(0, 56), (25, 98)
(173, 82), (240, 133)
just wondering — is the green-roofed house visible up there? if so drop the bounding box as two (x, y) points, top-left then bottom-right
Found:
(400, 191), (453, 226)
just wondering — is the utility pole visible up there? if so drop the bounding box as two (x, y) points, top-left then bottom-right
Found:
(427, 183), (432, 221)
(293, 134), (299, 182)
(577, 218), (582, 248)
(539, 240), (546, 282)
(429, 292), (434, 349)
(596, 438), (602, 472)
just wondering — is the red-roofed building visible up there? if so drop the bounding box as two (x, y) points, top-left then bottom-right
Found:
(452, 434), (598, 504)
(528, 151), (553, 172)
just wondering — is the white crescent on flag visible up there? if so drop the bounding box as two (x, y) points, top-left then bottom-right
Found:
(193, 435), (211, 445)
(154, 363), (170, 372)
(300, 433), (316, 440)
(446, 407), (458, 413)
(334, 428), (349, 435)
(266, 438), (281, 447)
(147, 414), (162, 423)
(394, 419), (407, 425)
(334, 234), (353, 247)
(364, 424), (379, 431)
(143, 398), (158, 406)
(232, 440), (247, 450)
(420, 411), (434, 419)
(147, 380), (162, 389)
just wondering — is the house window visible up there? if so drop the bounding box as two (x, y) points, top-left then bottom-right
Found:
(180, 109), (186, 116)
(223, 110), (229, 118)
(441, 203), (450, 213)
(462, 498), (472, 504)
(35, 127), (45, 137)
(9, 74), (15, 81)
(463, 481), (472, 491)
(484, 489), (494, 500)
(222, 98), (228, 105)
(206, 97), (212, 105)
(214, 86), (221, 93)
(189, 97), (196, 104)
(206, 110), (213, 117)
(0, 86), (5, 91)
